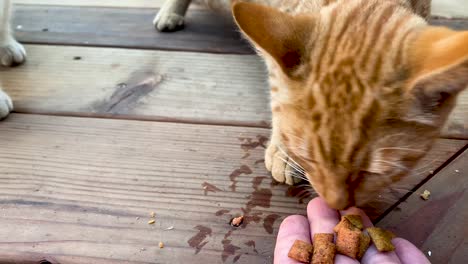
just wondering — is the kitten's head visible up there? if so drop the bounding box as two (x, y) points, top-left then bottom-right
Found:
(233, 0), (468, 209)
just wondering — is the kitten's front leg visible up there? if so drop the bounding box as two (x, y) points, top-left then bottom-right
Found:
(0, 0), (26, 66)
(265, 119), (300, 185)
(153, 0), (192, 32)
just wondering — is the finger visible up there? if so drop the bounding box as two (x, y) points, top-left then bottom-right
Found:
(307, 197), (340, 238)
(274, 215), (311, 264)
(393, 238), (431, 264)
(340, 207), (374, 228)
(361, 243), (402, 264)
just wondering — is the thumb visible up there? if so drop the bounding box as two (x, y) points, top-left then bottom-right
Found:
(393, 238), (431, 264)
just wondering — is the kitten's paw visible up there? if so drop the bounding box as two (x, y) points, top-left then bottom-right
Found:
(153, 11), (185, 32)
(0, 90), (13, 120)
(265, 144), (300, 185)
(0, 39), (26, 66)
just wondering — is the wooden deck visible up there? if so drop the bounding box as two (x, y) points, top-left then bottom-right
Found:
(0, 1), (466, 263)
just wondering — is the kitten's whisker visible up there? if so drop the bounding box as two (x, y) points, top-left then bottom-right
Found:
(376, 147), (426, 153)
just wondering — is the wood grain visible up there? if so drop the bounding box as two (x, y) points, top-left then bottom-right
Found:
(12, 5), (253, 54)
(378, 146), (468, 264)
(2, 44), (466, 138)
(13, 0), (167, 8)
(0, 114), (302, 263)
(1, 45), (270, 126)
(0, 114), (464, 262)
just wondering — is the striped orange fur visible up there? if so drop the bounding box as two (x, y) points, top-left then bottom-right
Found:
(214, 0), (468, 209)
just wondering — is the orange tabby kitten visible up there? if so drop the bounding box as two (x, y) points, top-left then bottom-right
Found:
(160, 0), (468, 210)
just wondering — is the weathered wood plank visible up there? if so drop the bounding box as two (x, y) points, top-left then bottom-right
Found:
(13, 0), (167, 8)
(13, 5), (253, 54)
(0, 114), (302, 263)
(2, 44), (466, 138)
(1, 45), (270, 126)
(0, 114), (464, 262)
(378, 146), (468, 264)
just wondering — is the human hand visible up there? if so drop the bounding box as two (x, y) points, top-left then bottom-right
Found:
(274, 197), (430, 264)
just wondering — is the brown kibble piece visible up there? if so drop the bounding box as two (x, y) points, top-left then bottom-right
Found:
(343, 215), (364, 230)
(313, 233), (334, 244)
(358, 233), (371, 259)
(420, 190), (431, 200)
(148, 219), (155, 225)
(230, 216), (244, 227)
(367, 227), (396, 252)
(335, 227), (361, 259)
(150, 211), (156, 218)
(159, 242), (164, 248)
(312, 234), (336, 264)
(333, 217), (355, 233)
(288, 240), (314, 263)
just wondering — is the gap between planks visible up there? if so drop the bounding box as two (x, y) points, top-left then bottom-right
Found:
(1, 44), (467, 139)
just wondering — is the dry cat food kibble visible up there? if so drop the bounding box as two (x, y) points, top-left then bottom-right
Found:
(420, 190), (431, 200)
(366, 227), (396, 252)
(230, 215), (244, 227)
(288, 215), (396, 262)
(288, 240), (314, 263)
(312, 233), (336, 264)
(334, 215), (371, 260)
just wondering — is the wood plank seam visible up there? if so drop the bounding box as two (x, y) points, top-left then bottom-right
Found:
(375, 142), (468, 223)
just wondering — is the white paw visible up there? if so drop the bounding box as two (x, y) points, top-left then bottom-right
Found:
(265, 143), (301, 185)
(0, 90), (13, 120)
(153, 11), (185, 32)
(0, 39), (26, 66)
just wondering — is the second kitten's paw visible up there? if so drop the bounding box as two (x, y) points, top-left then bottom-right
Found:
(0, 90), (13, 120)
(153, 11), (185, 32)
(0, 39), (26, 66)
(265, 143), (301, 185)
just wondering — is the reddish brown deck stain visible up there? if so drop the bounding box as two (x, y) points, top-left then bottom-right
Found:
(286, 185), (313, 204)
(263, 214), (281, 234)
(241, 153), (251, 159)
(252, 176), (267, 189)
(221, 230), (242, 262)
(202, 182), (222, 196)
(215, 209), (231, 216)
(229, 165), (253, 191)
(187, 225), (212, 254)
(255, 159), (265, 165)
(245, 240), (258, 253)
(239, 135), (268, 151)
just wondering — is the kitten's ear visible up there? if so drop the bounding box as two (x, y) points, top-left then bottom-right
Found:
(232, 2), (314, 77)
(407, 28), (468, 126)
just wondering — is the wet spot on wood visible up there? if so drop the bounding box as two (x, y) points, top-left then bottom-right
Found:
(241, 153), (250, 159)
(202, 182), (222, 196)
(222, 230), (241, 263)
(244, 240), (258, 253)
(239, 135), (269, 151)
(91, 70), (163, 114)
(286, 185), (313, 204)
(263, 214), (281, 234)
(215, 209), (231, 216)
(255, 159), (265, 165)
(187, 225), (212, 254)
(229, 165), (252, 191)
(73, 56), (82, 60)
(252, 176), (267, 189)
(247, 188), (272, 209)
